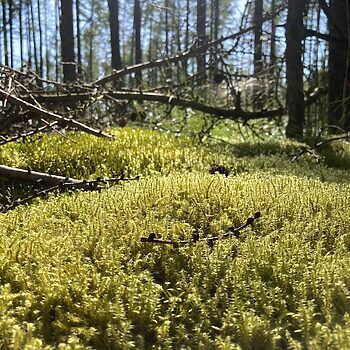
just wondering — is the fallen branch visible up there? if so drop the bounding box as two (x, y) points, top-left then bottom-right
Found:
(34, 91), (284, 121)
(0, 87), (113, 139)
(0, 164), (84, 187)
(141, 211), (261, 247)
(291, 134), (350, 162)
(1, 175), (140, 213)
(0, 121), (59, 146)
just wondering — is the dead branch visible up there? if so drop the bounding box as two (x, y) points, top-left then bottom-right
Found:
(0, 121), (59, 146)
(33, 91), (284, 121)
(291, 134), (350, 162)
(0, 87), (113, 139)
(0, 164), (83, 187)
(1, 174), (140, 213)
(141, 211), (261, 247)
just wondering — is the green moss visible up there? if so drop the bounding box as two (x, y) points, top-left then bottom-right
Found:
(0, 127), (350, 348)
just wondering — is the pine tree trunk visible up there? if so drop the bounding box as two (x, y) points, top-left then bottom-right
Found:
(328, 0), (350, 130)
(76, 0), (82, 76)
(134, 0), (142, 85)
(107, 0), (122, 72)
(60, 0), (76, 82)
(8, 0), (13, 67)
(55, 0), (59, 81)
(89, 0), (95, 81)
(285, 0), (305, 139)
(196, 0), (206, 81)
(19, 0), (24, 68)
(253, 0), (263, 77)
(2, 1), (9, 66)
(30, 1), (39, 74)
(37, 0), (43, 78)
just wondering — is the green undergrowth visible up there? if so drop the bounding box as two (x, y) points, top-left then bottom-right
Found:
(0, 128), (350, 349)
(0, 127), (349, 183)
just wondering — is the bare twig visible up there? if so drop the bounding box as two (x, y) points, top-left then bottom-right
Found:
(291, 134), (350, 162)
(141, 212), (261, 247)
(0, 87), (113, 139)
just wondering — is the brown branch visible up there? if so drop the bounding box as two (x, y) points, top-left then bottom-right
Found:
(1, 175), (140, 213)
(0, 121), (59, 146)
(0, 87), (113, 139)
(291, 134), (350, 162)
(0, 164), (84, 187)
(304, 28), (347, 44)
(33, 91), (284, 121)
(141, 212), (261, 247)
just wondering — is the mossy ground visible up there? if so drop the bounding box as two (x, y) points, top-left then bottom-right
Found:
(0, 127), (350, 349)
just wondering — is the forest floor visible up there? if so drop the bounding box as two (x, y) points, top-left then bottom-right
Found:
(0, 126), (350, 349)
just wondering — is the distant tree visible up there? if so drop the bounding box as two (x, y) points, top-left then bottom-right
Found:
(19, 0), (24, 67)
(2, 0), (9, 66)
(133, 0), (142, 85)
(107, 0), (122, 74)
(196, 0), (206, 80)
(9, 0), (13, 67)
(37, 0), (44, 78)
(285, 0), (305, 139)
(60, 0), (76, 82)
(253, 0), (263, 77)
(76, 0), (82, 76)
(30, 0), (39, 74)
(328, 0), (350, 130)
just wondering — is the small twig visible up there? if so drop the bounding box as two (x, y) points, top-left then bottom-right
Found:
(141, 212), (261, 247)
(291, 134), (350, 163)
(0, 121), (58, 146)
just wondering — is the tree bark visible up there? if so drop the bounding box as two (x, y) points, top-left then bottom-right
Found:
(60, 0), (76, 82)
(30, 0), (39, 74)
(8, 0), (13, 67)
(107, 0), (122, 72)
(133, 0), (142, 85)
(37, 0), (43, 78)
(285, 0), (305, 139)
(2, 0), (9, 66)
(196, 0), (206, 81)
(328, 0), (350, 130)
(253, 0), (263, 76)
(19, 0), (24, 67)
(76, 0), (82, 76)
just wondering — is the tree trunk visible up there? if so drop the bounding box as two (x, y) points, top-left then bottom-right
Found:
(196, 0), (206, 81)
(8, 0), (13, 67)
(60, 0), (76, 82)
(2, 0), (9, 66)
(89, 0), (95, 81)
(37, 0), (43, 78)
(183, 0), (190, 78)
(19, 0), (24, 68)
(44, 0), (50, 79)
(76, 0), (82, 76)
(133, 0), (142, 85)
(55, 0), (59, 80)
(285, 0), (305, 139)
(30, 0), (39, 74)
(328, 0), (350, 130)
(107, 0), (122, 72)
(253, 0), (263, 77)
(26, 3), (32, 68)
